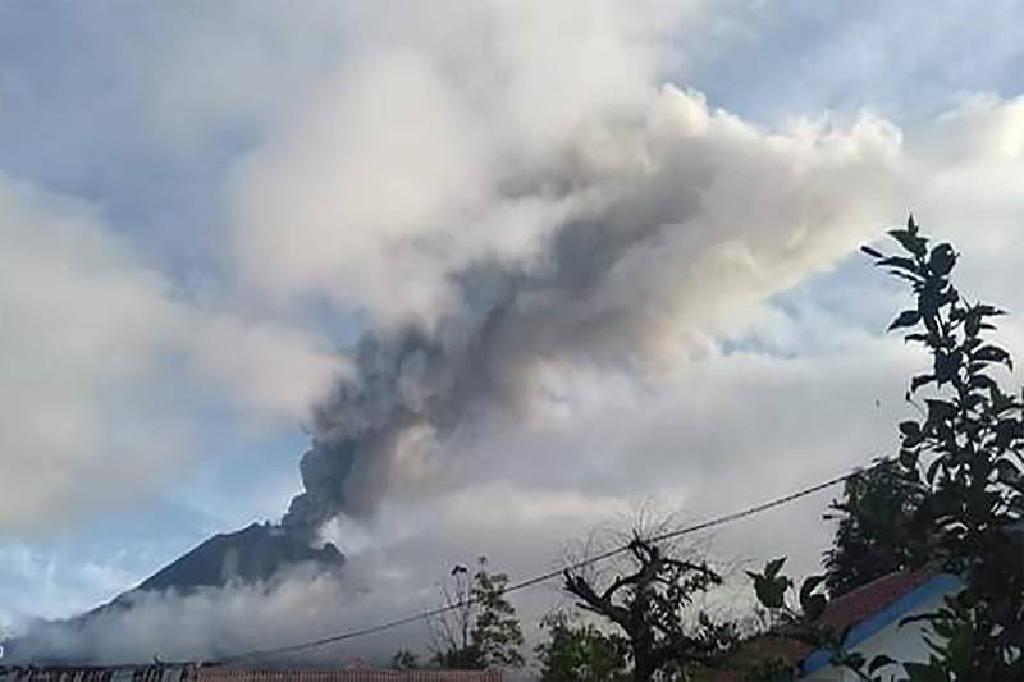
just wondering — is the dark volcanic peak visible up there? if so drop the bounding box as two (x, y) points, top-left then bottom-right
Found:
(134, 522), (344, 595)
(1, 523), (345, 664)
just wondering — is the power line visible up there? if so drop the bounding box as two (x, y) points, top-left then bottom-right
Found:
(218, 468), (858, 663)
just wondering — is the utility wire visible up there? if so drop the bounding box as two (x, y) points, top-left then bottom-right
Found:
(217, 468), (859, 663)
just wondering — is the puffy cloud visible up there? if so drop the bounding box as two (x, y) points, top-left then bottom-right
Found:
(0, 175), (342, 531)
(226, 0), (917, 530)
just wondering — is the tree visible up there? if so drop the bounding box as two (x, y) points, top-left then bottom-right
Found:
(432, 556), (524, 670)
(432, 561), (477, 668)
(753, 218), (1024, 681)
(859, 216), (1024, 679)
(470, 557), (525, 669)
(562, 530), (737, 681)
(747, 557), (874, 680)
(535, 609), (630, 681)
(823, 458), (928, 597)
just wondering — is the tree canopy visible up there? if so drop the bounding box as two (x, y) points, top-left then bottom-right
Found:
(563, 532), (736, 681)
(823, 458), (928, 597)
(432, 556), (524, 670)
(535, 609), (630, 681)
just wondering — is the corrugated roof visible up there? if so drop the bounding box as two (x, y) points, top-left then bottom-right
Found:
(0, 665), (192, 682)
(817, 568), (935, 634)
(0, 669), (500, 682)
(701, 569), (947, 680)
(198, 670), (500, 682)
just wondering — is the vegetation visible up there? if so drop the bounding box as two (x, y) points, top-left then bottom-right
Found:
(562, 531), (737, 681)
(824, 458), (927, 597)
(860, 216), (1024, 679)
(535, 609), (630, 681)
(389, 649), (420, 670)
(431, 556), (525, 670)
(749, 217), (1024, 680)
(396, 217), (1023, 679)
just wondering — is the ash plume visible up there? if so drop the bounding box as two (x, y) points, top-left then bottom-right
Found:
(209, 1), (910, 542)
(280, 84), (904, 538)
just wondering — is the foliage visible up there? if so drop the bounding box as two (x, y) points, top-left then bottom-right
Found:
(747, 557), (878, 681)
(823, 458), (928, 597)
(562, 533), (737, 681)
(432, 560), (477, 668)
(390, 649), (420, 670)
(860, 216), (1024, 679)
(535, 609), (630, 681)
(470, 557), (525, 669)
(748, 218), (1024, 681)
(432, 556), (524, 670)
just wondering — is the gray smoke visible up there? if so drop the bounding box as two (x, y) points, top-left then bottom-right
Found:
(280, 87), (905, 537)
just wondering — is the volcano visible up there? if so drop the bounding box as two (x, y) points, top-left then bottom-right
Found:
(130, 522), (344, 595)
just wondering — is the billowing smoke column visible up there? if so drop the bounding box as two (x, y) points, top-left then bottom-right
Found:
(279, 85), (904, 538)
(283, 267), (528, 533)
(279, 203), (697, 534)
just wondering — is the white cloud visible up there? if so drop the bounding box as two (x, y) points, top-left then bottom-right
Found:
(0, 175), (343, 531)
(225, 2), (909, 335)
(0, 542), (136, 629)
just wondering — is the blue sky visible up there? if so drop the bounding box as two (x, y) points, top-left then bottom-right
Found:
(1, 0), (1023, 660)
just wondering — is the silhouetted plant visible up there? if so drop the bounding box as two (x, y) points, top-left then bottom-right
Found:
(432, 556), (524, 670)
(751, 217), (1024, 680)
(535, 609), (630, 681)
(747, 557), (883, 681)
(390, 648), (420, 670)
(859, 215), (1024, 679)
(824, 458), (928, 597)
(563, 531), (737, 681)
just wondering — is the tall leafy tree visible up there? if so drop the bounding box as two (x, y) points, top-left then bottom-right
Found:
(432, 556), (524, 670)
(823, 458), (928, 597)
(859, 216), (1024, 679)
(752, 219), (1024, 681)
(470, 557), (525, 669)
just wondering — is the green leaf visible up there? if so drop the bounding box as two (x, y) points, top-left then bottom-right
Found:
(996, 459), (1022, 485)
(868, 654), (897, 674)
(910, 374), (935, 393)
(976, 304), (1006, 317)
(799, 574), (826, 604)
(969, 374), (997, 391)
(899, 420), (921, 436)
(752, 574), (790, 610)
(878, 256), (920, 273)
(974, 344), (1012, 368)
(888, 309), (922, 331)
(765, 557), (786, 579)
(928, 243), (956, 276)
(889, 226), (927, 257)
(860, 245), (884, 258)
(925, 399), (955, 424)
